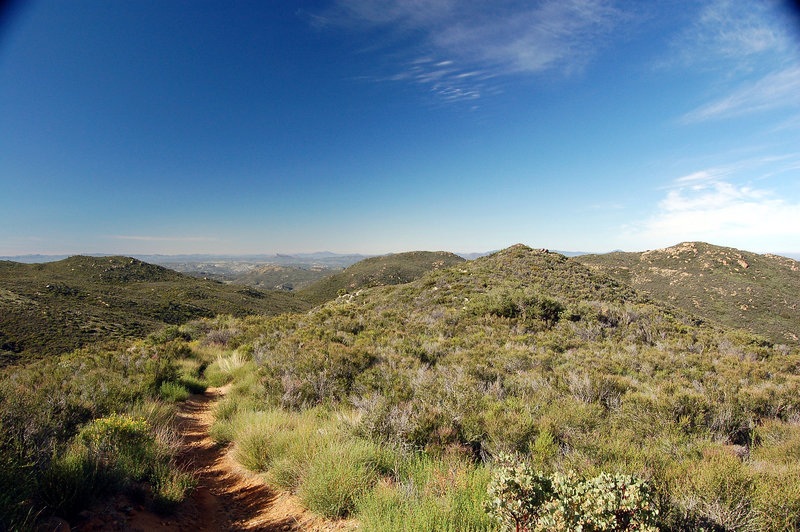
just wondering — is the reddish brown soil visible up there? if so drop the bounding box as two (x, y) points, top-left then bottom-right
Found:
(72, 387), (355, 532)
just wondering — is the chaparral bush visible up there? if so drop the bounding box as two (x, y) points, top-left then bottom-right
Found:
(485, 454), (658, 532)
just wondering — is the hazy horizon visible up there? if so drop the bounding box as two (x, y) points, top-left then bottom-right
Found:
(3, 243), (800, 264)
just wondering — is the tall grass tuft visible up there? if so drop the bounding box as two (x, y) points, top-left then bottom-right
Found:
(160, 381), (190, 402)
(150, 462), (197, 512)
(356, 454), (494, 532)
(36, 444), (106, 519)
(205, 351), (250, 386)
(299, 439), (382, 518)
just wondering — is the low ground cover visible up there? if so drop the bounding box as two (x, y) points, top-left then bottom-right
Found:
(0, 325), (208, 529)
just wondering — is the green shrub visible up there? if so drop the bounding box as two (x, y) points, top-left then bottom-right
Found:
(147, 325), (191, 345)
(127, 400), (179, 429)
(752, 469), (800, 531)
(679, 447), (756, 531)
(205, 351), (250, 386)
(543, 470), (659, 531)
(209, 394), (261, 444)
(299, 439), (382, 518)
(267, 455), (306, 491)
(78, 413), (156, 482)
(358, 453), (493, 532)
(29, 411), (192, 520)
(36, 445), (105, 519)
(222, 406), (341, 490)
(208, 372), (266, 444)
(72, 412), (195, 513)
(0, 450), (36, 530)
(485, 455), (553, 531)
(150, 462), (197, 512)
(470, 289), (564, 328)
(234, 413), (278, 472)
(159, 381), (190, 402)
(179, 375), (208, 394)
(176, 357), (208, 394)
(485, 455), (658, 532)
(141, 345), (181, 394)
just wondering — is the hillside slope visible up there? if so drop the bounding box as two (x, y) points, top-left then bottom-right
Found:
(0, 256), (310, 360)
(577, 241), (800, 344)
(296, 250), (466, 305)
(206, 244), (800, 529)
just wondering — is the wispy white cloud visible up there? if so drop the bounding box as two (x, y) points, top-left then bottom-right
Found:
(767, 112), (800, 133)
(310, 0), (622, 103)
(681, 66), (800, 122)
(665, 1), (800, 124)
(673, 168), (730, 185)
(627, 163), (800, 251)
(428, 0), (620, 75)
(667, 0), (795, 69)
(113, 235), (217, 242)
(640, 181), (799, 241)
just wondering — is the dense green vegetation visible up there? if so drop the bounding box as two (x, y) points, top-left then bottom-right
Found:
(197, 245), (800, 530)
(0, 324), (217, 529)
(296, 250), (465, 305)
(0, 255), (310, 360)
(578, 241), (800, 345)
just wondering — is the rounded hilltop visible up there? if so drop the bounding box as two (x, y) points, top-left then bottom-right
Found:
(296, 250), (465, 305)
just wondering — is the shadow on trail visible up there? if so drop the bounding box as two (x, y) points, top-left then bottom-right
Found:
(75, 387), (313, 532)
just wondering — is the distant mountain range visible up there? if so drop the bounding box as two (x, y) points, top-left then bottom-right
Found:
(0, 252), (370, 267)
(4, 249), (797, 264)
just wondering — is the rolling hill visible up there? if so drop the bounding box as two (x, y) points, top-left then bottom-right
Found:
(296, 250), (466, 305)
(577, 241), (800, 345)
(0, 255), (311, 361)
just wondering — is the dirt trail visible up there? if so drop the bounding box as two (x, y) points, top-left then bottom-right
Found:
(75, 387), (352, 531)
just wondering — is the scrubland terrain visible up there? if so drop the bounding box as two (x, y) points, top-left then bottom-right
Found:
(0, 256), (309, 361)
(579, 242), (800, 345)
(1, 244), (799, 531)
(295, 251), (466, 305)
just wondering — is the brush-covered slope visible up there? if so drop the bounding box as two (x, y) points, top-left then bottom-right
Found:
(0, 256), (310, 360)
(577, 242), (800, 344)
(209, 244), (800, 529)
(296, 250), (465, 305)
(233, 264), (339, 291)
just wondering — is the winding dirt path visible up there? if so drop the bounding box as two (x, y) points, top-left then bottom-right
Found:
(75, 387), (353, 531)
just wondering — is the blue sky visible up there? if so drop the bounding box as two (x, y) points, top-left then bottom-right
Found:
(1, 0), (799, 256)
